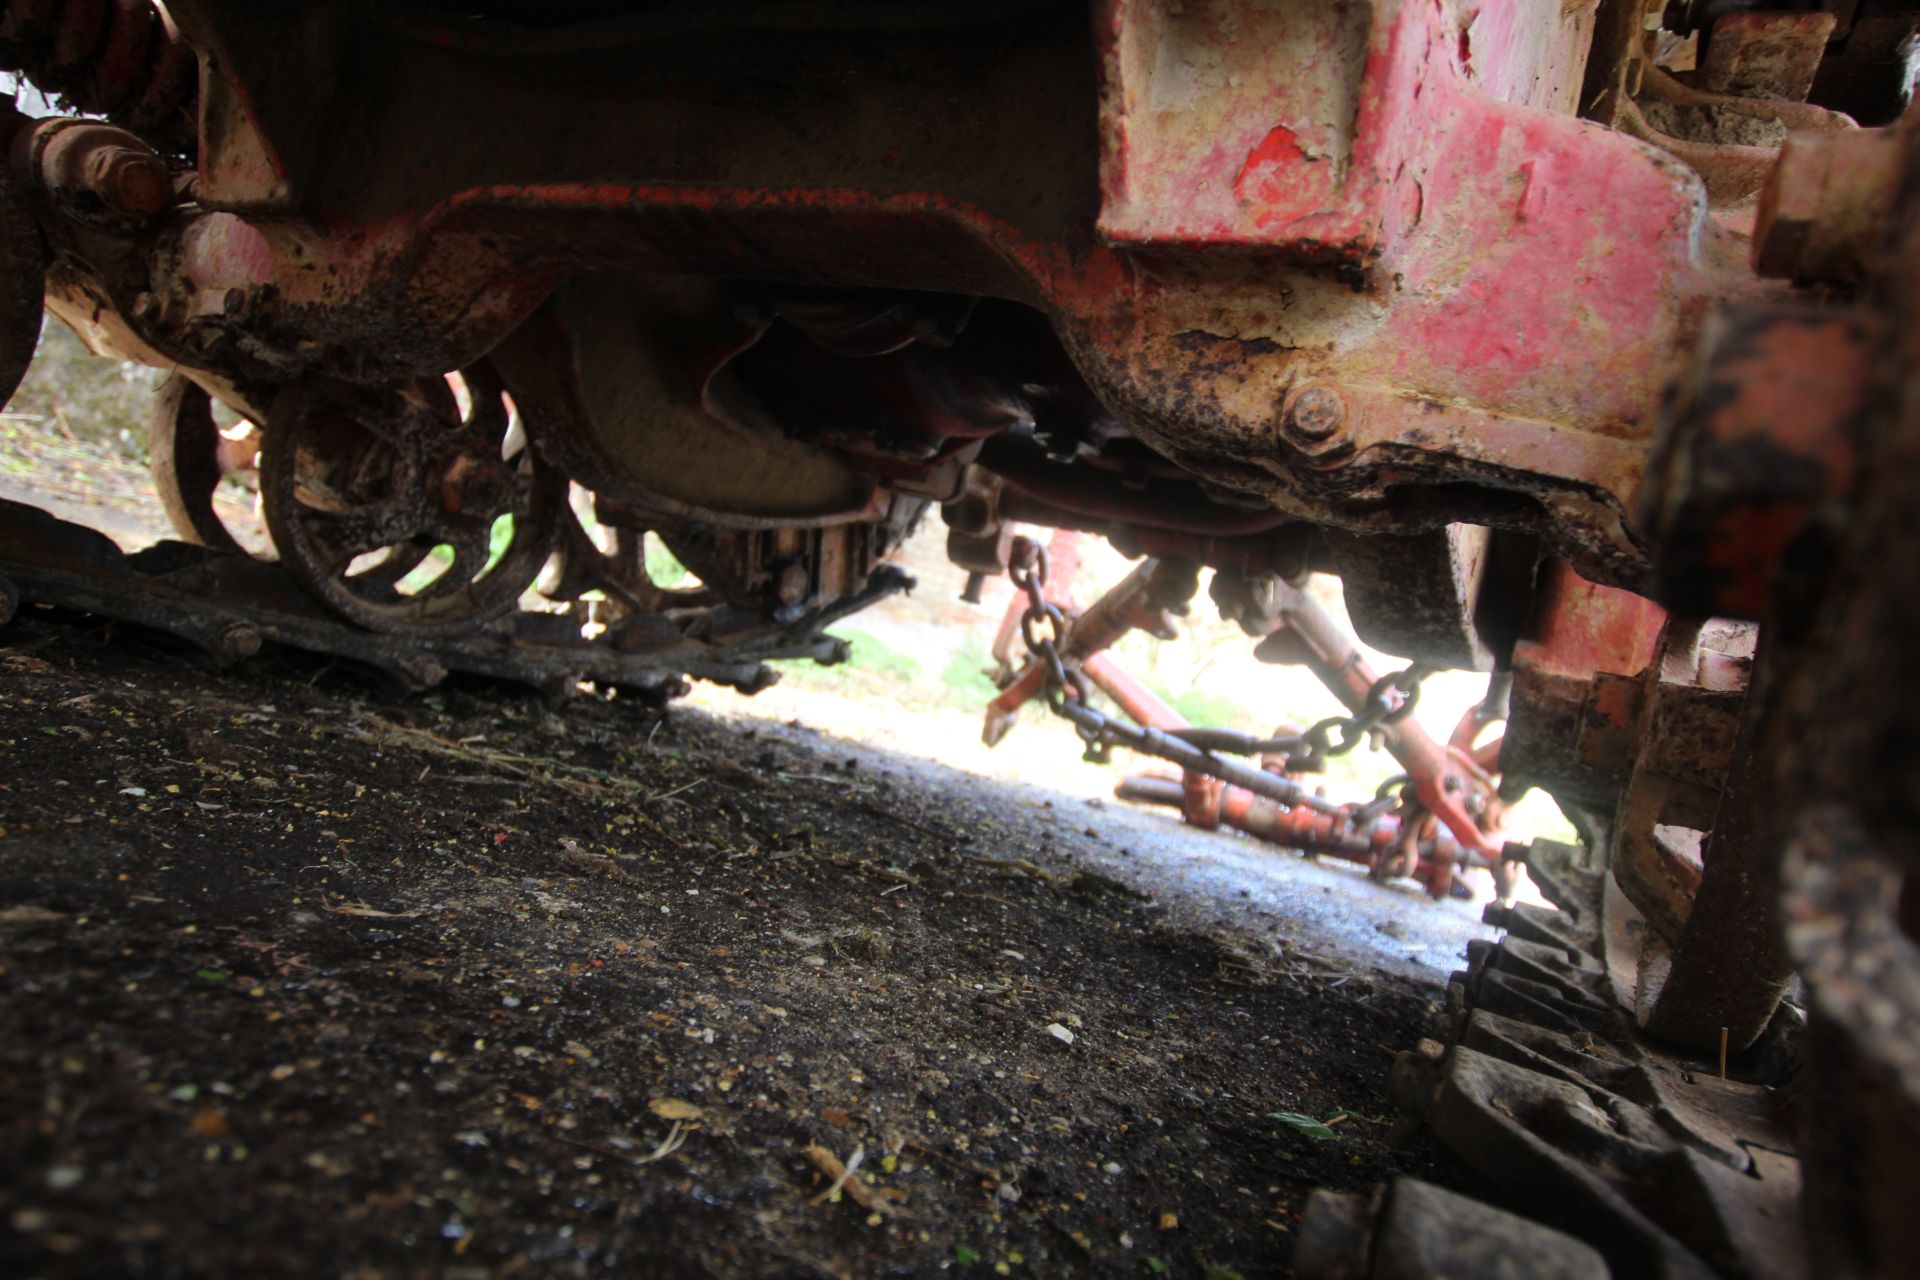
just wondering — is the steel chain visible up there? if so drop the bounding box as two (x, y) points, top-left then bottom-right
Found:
(1006, 536), (1435, 824)
(1008, 539), (1085, 709)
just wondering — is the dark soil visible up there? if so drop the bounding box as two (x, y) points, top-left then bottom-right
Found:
(0, 614), (1446, 1279)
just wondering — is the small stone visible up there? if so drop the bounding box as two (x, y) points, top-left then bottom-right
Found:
(1045, 1022), (1075, 1046)
(189, 1107), (230, 1138)
(0, 905), (65, 924)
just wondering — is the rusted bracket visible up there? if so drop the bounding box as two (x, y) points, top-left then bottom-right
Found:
(1611, 619), (1756, 955)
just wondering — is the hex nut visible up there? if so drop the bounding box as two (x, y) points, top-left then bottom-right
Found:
(1284, 386), (1346, 443)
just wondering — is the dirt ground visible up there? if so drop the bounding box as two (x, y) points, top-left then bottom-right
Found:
(0, 613), (1464, 1280)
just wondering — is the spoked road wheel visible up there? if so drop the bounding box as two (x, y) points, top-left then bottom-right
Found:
(260, 365), (563, 637)
(149, 374), (261, 555)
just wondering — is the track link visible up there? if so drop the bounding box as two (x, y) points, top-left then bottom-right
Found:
(1298, 836), (1806, 1280)
(0, 497), (909, 701)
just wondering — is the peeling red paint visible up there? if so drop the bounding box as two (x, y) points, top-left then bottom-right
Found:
(1233, 125), (1327, 223)
(147, 0), (1741, 588)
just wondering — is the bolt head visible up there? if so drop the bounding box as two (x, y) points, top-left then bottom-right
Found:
(216, 622), (262, 661)
(775, 561), (811, 606)
(1284, 387), (1346, 443)
(439, 454), (513, 516)
(102, 153), (170, 217)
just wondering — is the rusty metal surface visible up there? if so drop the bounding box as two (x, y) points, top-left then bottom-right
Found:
(0, 0), (196, 151)
(258, 369), (566, 638)
(1807, 6), (1920, 125)
(1504, 560), (1669, 815)
(1698, 11), (1838, 102)
(0, 497), (903, 696)
(1116, 771), (1482, 900)
(1501, 548), (1768, 1050)
(12, 117), (172, 222)
(147, 371), (255, 555)
(1643, 305), (1874, 620)
(1749, 123), (1920, 1274)
(0, 2), (1913, 1271)
(1618, 64), (1856, 208)
(1784, 806), (1920, 1280)
(1611, 619), (1754, 955)
(1299, 1177), (1611, 1280)
(1754, 124), (1905, 283)
(985, 538), (1507, 899)
(1639, 694), (1790, 1054)
(983, 551), (1182, 745)
(1382, 836), (1808, 1280)
(1246, 577), (1505, 865)
(491, 276), (883, 529)
(1320, 525), (1516, 673)
(2, 0), (1797, 591)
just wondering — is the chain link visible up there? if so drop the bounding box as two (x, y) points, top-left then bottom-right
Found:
(1005, 536), (1434, 823)
(1009, 538), (1084, 709)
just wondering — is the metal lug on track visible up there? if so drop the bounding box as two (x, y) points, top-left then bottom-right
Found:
(1298, 1178), (1609, 1280)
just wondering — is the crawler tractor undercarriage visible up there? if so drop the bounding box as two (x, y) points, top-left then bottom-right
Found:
(1, 1), (1917, 1275)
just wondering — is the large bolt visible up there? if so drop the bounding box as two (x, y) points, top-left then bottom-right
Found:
(212, 621), (262, 665)
(1283, 386), (1346, 443)
(439, 454), (512, 516)
(394, 655), (448, 691)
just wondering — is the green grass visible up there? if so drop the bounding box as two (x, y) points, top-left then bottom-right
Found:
(1153, 684), (1254, 731)
(847, 629), (923, 684)
(772, 627), (924, 695)
(644, 534), (690, 588)
(773, 630), (1012, 718)
(937, 642), (999, 704)
(393, 514), (516, 594)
